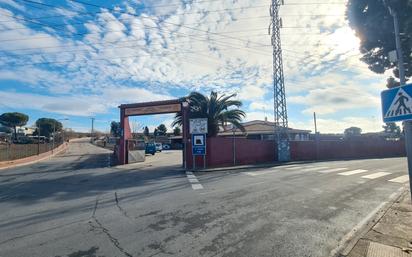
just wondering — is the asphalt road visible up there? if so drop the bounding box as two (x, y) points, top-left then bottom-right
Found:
(0, 139), (409, 257)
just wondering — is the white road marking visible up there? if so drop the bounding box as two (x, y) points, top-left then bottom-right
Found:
(317, 168), (348, 173)
(285, 165), (315, 170)
(244, 169), (280, 176)
(361, 172), (391, 179)
(188, 178), (199, 183)
(338, 169), (368, 176)
(388, 175), (409, 183)
(301, 166), (329, 172)
(185, 171), (203, 190)
(191, 184), (204, 190)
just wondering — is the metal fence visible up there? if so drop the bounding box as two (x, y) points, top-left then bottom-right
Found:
(0, 139), (64, 162)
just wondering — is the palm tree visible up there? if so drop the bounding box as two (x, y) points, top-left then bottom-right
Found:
(172, 91), (246, 137)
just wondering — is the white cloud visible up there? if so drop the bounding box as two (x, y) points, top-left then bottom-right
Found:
(290, 116), (383, 134)
(0, 87), (171, 116)
(288, 85), (380, 115)
(0, 0), (394, 126)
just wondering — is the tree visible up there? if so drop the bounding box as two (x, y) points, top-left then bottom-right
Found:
(383, 122), (401, 137)
(173, 127), (181, 136)
(143, 126), (149, 137)
(172, 91), (246, 137)
(386, 76), (401, 89)
(157, 124), (167, 136)
(0, 126), (12, 133)
(0, 112), (29, 140)
(110, 121), (121, 137)
(344, 127), (362, 137)
(346, 0), (412, 81)
(35, 118), (63, 138)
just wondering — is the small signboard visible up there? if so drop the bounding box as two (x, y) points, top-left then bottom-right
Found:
(192, 134), (206, 155)
(189, 118), (208, 134)
(381, 84), (412, 122)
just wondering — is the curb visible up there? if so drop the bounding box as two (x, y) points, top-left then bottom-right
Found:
(0, 142), (69, 170)
(330, 186), (408, 257)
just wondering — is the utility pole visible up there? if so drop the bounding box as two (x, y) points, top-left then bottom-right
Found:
(314, 112), (319, 160)
(91, 117), (95, 142)
(384, 0), (412, 202)
(270, 0), (290, 161)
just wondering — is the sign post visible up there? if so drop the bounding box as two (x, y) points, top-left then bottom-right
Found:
(189, 119), (208, 170)
(381, 83), (412, 202)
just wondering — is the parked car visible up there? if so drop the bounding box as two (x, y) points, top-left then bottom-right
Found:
(155, 142), (162, 152)
(145, 142), (156, 155)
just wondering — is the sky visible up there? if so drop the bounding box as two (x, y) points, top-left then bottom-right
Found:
(0, 0), (393, 134)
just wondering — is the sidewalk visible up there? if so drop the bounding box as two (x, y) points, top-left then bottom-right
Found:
(0, 142), (68, 170)
(341, 189), (412, 257)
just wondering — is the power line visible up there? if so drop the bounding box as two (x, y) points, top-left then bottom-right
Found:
(64, 0), (269, 48)
(2, 44), (272, 67)
(0, 9), (268, 42)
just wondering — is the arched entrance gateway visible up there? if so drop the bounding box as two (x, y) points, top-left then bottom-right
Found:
(118, 99), (189, 167)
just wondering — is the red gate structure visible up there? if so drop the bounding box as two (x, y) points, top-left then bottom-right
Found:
(118, 99), (189, 166)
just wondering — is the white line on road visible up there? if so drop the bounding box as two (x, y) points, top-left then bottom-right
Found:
(338, 169), (368, 176)
(301, 166), (329, 172)
(388, 175), (409, 183)
(317, 167), (348, 173)
(191, 184), (204, 190)
(284, 165), (315, 170)
(361, 172), (391, 179)
(244, 169), (280, 176)
(185, 171), (204, 190)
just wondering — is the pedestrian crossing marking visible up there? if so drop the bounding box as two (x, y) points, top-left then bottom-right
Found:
(244, 170), (279, 176)
(285, 165), (315, 170)
(388, 175), (409, 183)
(317, 168), (348, 173)
(362, 172), (391, 179)
(302, 166), (329, 172)
(338, 169), (368, 176)
(192, 184), (204, 190)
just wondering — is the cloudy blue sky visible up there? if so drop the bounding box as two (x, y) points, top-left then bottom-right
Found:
(0, 0), (391, 133)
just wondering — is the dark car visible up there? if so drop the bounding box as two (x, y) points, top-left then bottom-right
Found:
(145, 142), (156, 155)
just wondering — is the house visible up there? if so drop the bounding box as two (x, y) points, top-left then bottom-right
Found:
(16, 126), (36, 136)
(219, 120), (311, 141)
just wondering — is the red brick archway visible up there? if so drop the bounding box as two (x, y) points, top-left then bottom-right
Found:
(118, 99), (189, 167)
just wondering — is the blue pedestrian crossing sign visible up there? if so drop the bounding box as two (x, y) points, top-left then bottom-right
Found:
(381, 84), (412, 122)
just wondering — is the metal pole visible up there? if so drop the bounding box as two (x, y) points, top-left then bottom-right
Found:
(52, 123), (55, 153)
(391, 10), (406, 85)
(233, 129), (236, 166)
(91, 117), (95, 142)
(386, 3), (411, 202)
(314, 112), (319, 160)
(193, 155), (195, 171)
(37, 126), (40, 155)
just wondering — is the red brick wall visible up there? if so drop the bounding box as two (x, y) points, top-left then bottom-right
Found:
(187, 137), (276, 169)
(186, 137), (406, 169)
